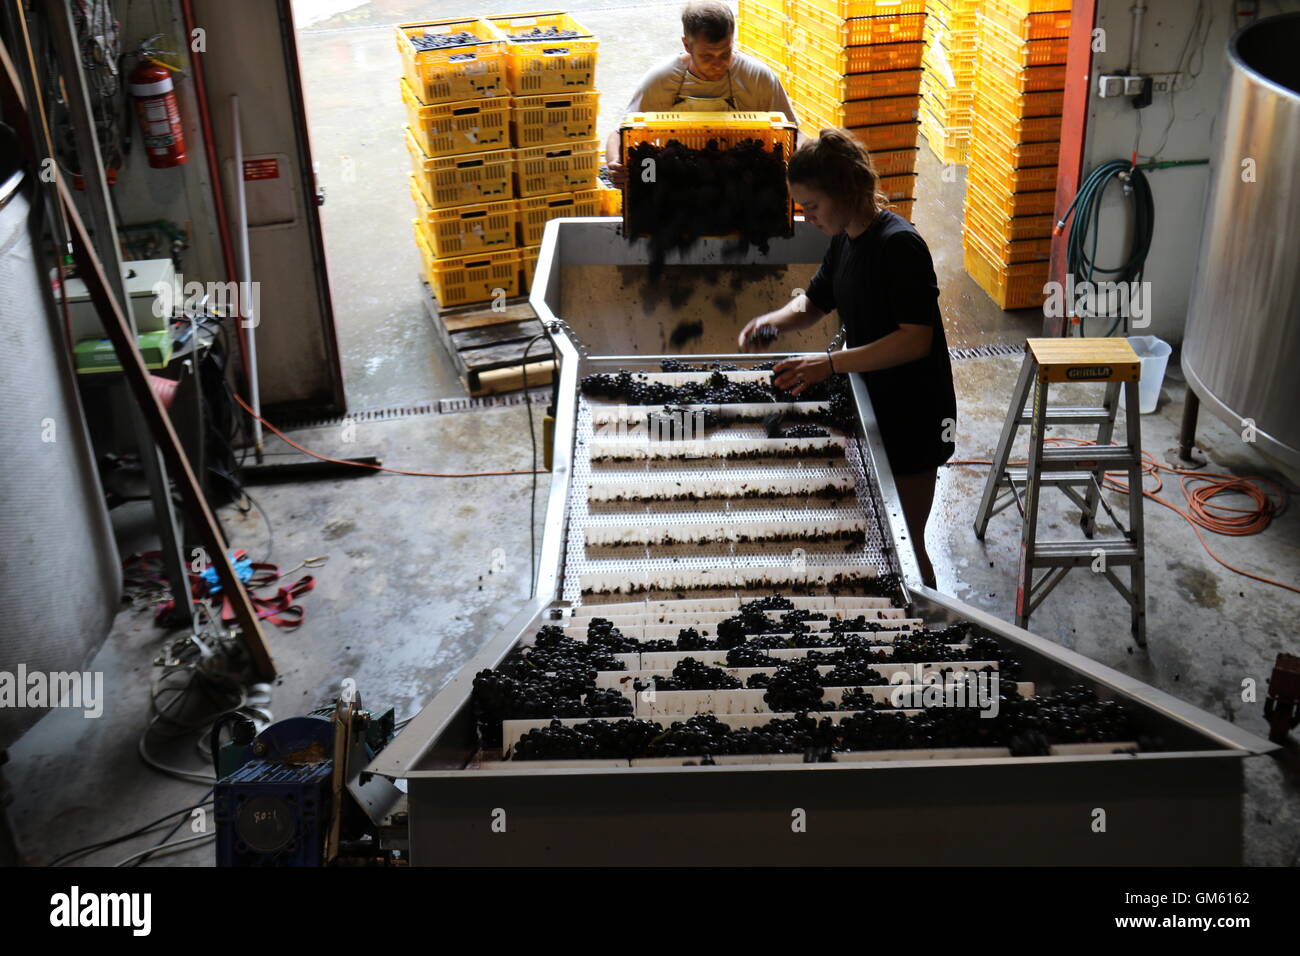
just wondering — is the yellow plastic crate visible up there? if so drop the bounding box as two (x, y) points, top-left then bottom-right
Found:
(737, 45), (789, 86)
(514, 139), (601, 197)
(924, 19), (979, 53)
(619, 113), (797, 237)
(408, 176), (518, 257)
(510, 91), (599, 147)
(971, 114), (1060, 164)
(748, 0), (788, 11)
(737, 25), (790, 71)
(873, 145), (920, 175)
(965, 193), (1054, 240)
(922, 77), (976, 112)
(962, 236), (1049, 309)
(396, 18), (507, 104)
(976, 77), (1066, 117)
(791, 2), (926, 45)
(414, 219), (521, 307)
(800, 0), (926, 15)
(963, 206), (1053, 262)
(968, 150), (1059, 192)
(793, 83), (921, 126)
(919, 107), (969, 164)
(922, 37), (978, 83)
(981, 0), (1073, 41)
(486, 11), (598, 95)
(401, 79), (511, 156)
(972, 95), (1062, 142)
(979, 50), (1068, 92)
(795, 32), (923, 73)
(978, 25), (1071, 66)
(966, 171), (1056, 216)
(995, 0), (1073, 13)
(518, 188), (602, 245)
(520, 244), (541, 292)
(404, 126), (513, 208)
(739, 0), (790, 40)
(801, 61), (923, 101)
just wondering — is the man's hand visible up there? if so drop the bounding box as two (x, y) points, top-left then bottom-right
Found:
(607, 161), (628, 188)
(772, 354), (832, 397)
(738, 315), (780, 352)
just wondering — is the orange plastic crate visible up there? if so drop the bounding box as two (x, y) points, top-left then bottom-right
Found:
(518, 188), (602, 245)
(963, 235), (1049, 309)
(414, 219), (521, 307)
(396, 18), (508, 104)
(514, 138), (601, 197)
(401, 79), (510, 156)
(486, 11), (598, 95)
(845, 119), (921, 152)
(510, 91), (599, 147)
(973, 95), (1062, 142)
(795, 33), (923, 73)
(404, 126), (514, 208)
(966, 171), (1057, 217)
(409, 176), (518, 257)
(888, 197), (916, 221)
(981, 0), (1073, 41)
(792, 2), (926, 45)
(968, 147), (1059, 191)
(994, 0), (1074, 12)
(877, 172), (917, 200)
(872, 146), (920, 175)
(596, 181), (622, 216)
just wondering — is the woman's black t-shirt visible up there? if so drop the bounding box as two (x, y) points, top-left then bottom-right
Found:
(804, 209), (957, 474)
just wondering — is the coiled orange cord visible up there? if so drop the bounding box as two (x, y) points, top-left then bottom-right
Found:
(950, 437), (1296, 595)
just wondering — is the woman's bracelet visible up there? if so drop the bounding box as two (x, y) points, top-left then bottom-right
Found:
(827, 350), (837, 374)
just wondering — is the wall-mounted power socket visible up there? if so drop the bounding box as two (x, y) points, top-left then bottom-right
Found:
(1098, 72), (1184, 98)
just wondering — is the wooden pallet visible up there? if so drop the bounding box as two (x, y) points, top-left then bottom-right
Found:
(419, 278), (556, 396)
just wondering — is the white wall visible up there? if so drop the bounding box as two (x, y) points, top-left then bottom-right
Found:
(1082, 0), (1300, 344)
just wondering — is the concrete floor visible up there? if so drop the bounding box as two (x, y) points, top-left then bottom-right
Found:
(5, 1), (1296, 866)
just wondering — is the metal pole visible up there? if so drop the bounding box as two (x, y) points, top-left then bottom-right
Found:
(230, 94), (263, 463)
(40, 0), (194, 623)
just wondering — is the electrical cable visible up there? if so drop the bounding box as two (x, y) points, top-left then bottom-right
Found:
(947, 437), (1296, 595)
(48, 792), (214, 867)
(116, 831), (214, 868)
(231, 393), (545, 478)
(519, 334), (547, 597)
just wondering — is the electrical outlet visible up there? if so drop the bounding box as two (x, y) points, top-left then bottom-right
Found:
(1123, 75), (1146, 96)
(1148, 72), (1184, 94)
(1098, 74), (1126, 97)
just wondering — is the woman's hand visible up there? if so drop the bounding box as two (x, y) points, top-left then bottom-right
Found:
(738, 315), (781, 351)
(773, 354), (833, 396)
(607, 160), (628, 188)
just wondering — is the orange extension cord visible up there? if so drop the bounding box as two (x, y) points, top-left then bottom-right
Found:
(949, 437), (1297, 595)
(233, 394), (545, 479)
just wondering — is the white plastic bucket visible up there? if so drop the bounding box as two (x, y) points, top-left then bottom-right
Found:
(1119, 335), (1172, 414)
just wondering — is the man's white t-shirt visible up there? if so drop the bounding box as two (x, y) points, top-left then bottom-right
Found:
(622, 51), (801, 124)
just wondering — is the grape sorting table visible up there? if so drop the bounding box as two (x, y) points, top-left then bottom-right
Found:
(370, 219), (1274, 865)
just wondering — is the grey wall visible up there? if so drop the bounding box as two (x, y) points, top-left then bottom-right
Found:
(1082, 0), (1300, 345)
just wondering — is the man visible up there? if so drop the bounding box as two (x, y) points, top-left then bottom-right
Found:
(606, 0), (802, 187)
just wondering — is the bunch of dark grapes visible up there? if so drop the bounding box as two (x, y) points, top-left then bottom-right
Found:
(586, 617), (642, 653)
(763, 660), (827, 712)
(509, 26), (582, 41)
(725, 643), (770, 668)
(653, 657), (742, 691)
(513, 717), (662, 760)
(780, 423), (829, 438)
(410, 30), (482, 51)
(823, 660), (889, 687)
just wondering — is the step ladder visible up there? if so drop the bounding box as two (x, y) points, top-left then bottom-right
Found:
(973, 338), (1147, 646)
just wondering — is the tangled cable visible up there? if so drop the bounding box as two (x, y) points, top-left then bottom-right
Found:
(950, 437), (1295, 595)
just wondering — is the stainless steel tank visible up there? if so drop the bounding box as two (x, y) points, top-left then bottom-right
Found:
(1182, 12), (1300, 474)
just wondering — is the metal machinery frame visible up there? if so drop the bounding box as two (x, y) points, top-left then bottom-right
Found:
(370, 219), (1274, 866)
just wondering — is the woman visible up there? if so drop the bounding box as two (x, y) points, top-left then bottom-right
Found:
(738, 128), (957, 589)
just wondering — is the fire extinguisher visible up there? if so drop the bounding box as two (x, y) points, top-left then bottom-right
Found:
(129, 59), (188, 168)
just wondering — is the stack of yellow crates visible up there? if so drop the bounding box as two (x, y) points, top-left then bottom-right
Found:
(399, 13), (601, 308)
(786, 0), (928, 221)
(737, 0), (791, 79)
(490, 11), (601, 294)
(918, 0), (979, 164)
(962, 0), (1070, 309)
